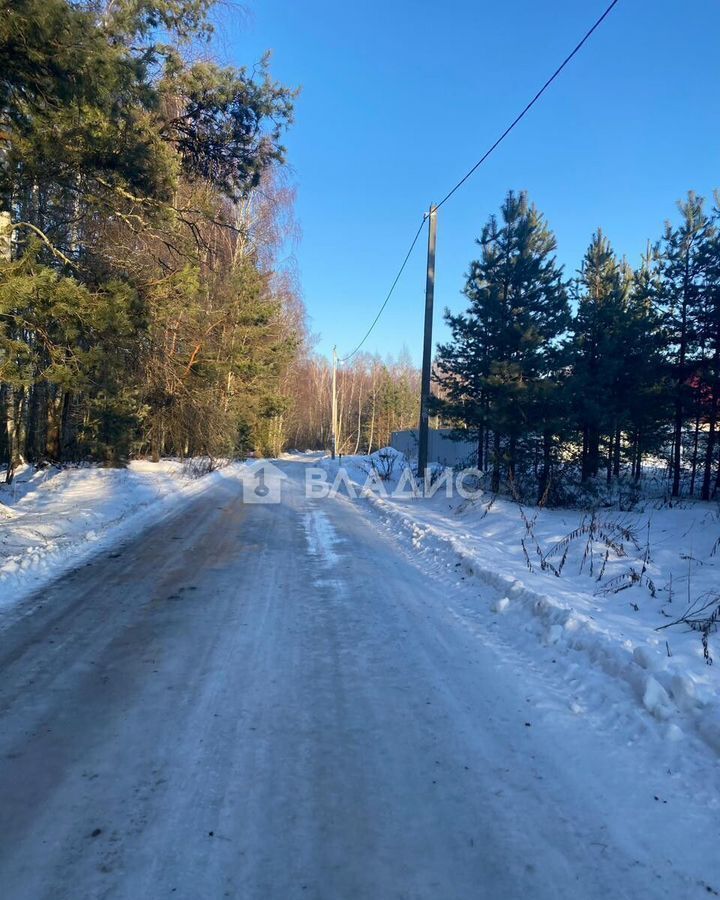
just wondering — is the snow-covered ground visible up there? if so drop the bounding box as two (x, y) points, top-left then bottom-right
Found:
(0, 460), (243, 613)
(1, 454), (719, 897)
(320, 451), (720, 758)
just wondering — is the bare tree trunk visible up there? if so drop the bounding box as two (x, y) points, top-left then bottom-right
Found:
(613, 424), (621, 479)
(5, 386), (25, 483)
(491, 432), (501, 493)
(60, 390), (73, 460)
(538, 430), (552, 504)
(701, 413), (716, 501)
(689, 411), (701, 496)
(673, 261), (690, 498)
(632, 429), (642, 482)
(367, 386), (376, 456)
(353, 389), (363, 456)
(606, 433), (613, 485)
(701, 342), (720, 501)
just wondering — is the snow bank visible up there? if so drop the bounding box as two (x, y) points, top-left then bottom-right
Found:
(327, 454), (720, 756)
(0, 460), (242, 615)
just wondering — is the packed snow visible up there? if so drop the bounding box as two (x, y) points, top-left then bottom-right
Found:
(2, 453), (720, 896)
(0, 460), (245, 614)
(4, 450), (720, 756)
(320, 451), (720, 758)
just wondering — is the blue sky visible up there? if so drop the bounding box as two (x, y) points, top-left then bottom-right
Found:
(218, 0), (720, 366)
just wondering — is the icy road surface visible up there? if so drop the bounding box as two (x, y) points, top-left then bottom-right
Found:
(0, 459), (717, 899)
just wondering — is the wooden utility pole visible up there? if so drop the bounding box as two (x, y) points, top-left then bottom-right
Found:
(417, 204), (437, 481)
(331, 345), (338, 459)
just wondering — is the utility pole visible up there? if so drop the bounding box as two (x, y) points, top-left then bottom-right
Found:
(417, 204), (437, 482)
(331, 345), (338, 460)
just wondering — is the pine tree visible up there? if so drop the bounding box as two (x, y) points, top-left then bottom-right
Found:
(698, 197), (720, 500)
(624, 246), (671, 480)
(0, 0), (301, 471)
(658, 192), (713, 497)
(435, 190), (569, 492)
(569, 231), (632, 481)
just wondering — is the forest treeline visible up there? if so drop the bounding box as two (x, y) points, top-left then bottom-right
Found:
(434, 190), (720, 503)
(286, 353), (419, 456)
(0, 0), (421, 480)
(0, 0), (303, 477)
(5, 3), (718, 503)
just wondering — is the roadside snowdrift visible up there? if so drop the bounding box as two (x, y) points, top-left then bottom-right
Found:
(322, 452), (720, 755)
(0, 460), (241, 612)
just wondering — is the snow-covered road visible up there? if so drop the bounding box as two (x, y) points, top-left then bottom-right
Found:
(0, 459), (717, 899)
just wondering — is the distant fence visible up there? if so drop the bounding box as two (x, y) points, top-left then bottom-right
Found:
(390, 428), (477, 469)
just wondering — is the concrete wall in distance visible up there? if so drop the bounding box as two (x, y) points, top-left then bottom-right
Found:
(390, 429), (477, 469)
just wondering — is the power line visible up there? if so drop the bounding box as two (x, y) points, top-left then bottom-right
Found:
(339, 0), (620, 360)
(435, 0), (620, 211)
(339, 216), (427, 362)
